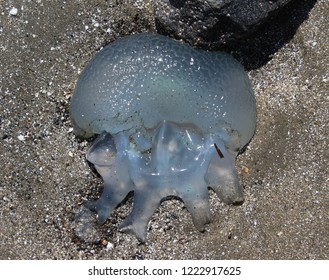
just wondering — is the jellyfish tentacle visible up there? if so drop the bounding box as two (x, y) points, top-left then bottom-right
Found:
(85, 132), (135, 223)
(180, 181), (211, 231)
(119, 188), (162, 243)
(205, 139), (243, 204)
(81, 122), (244, 242)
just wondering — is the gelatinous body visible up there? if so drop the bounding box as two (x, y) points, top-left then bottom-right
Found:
(70, 33), (256, 242)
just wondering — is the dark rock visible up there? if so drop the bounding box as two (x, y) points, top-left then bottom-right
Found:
(153, 0), (292, 47)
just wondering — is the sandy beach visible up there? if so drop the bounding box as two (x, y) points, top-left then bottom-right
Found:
(0, 0), (327, 259)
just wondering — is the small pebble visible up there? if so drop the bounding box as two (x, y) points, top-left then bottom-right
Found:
(242, 166), (250, 174)
(101, 239), (108, 246)
(17, 134), (25, 141)
(9, 7), (18, 16)
(106, 242), (114, 250)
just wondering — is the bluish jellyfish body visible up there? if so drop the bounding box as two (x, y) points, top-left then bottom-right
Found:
(70, 33), (256, 242)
